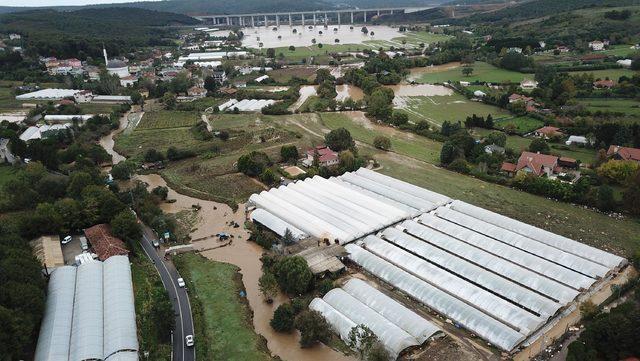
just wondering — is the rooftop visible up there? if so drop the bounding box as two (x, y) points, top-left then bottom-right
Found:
(84, 224), (129, 261)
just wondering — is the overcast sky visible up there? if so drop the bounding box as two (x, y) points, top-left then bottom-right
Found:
(0, 0), (160, 6)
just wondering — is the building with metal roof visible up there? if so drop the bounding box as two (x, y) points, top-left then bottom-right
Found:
(34, 256), (138, 361)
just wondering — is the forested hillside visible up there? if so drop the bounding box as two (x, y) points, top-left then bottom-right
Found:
(0, 8), (198, 59)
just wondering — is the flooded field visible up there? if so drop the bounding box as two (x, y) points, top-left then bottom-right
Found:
(335, 84), (365, 102)
(407, 62), (461, 82)
(232, 25), (403, 48)
(386, 83), (453, 97)
(100, 116), (353, 361)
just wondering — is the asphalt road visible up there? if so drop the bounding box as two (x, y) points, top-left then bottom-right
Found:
(139, 225), (196, 361)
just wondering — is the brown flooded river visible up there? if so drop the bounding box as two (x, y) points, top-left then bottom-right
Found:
(101, 112), (353, 361)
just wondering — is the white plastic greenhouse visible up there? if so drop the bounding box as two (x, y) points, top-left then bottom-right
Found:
(34, 256), (138, 361)
(250, 208), (308, 241)
(400, 219), (580, 303)
(345, 244), (527, 351)
(449, 200), (626, 269)
(310, 278), (441, 359)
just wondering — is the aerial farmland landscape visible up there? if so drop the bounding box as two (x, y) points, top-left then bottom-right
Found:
(0, 0), (639, 360)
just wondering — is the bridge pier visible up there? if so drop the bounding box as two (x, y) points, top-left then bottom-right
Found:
(289, 13), (292, 26)
(324, 12), (328, 25)
(351, 12), (354, 23)
(226, 16), (230, 25)
(337, 12), (340, 25)
(264, 15), (268, 27)
(313, 13), (316, 26)
(276, 14), (279, 27)
(301, 13), (305, 26)
(251, 16), (255, 27)
(364, 11), (367, 22)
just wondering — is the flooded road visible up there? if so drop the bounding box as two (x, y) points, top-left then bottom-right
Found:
(100, 113), (353, 361)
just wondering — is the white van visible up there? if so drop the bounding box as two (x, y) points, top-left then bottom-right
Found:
(79, 236), (89, 251)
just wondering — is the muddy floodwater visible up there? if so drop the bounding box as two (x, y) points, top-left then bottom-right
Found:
(335, 84), (365, 102)
(229, 25), (402, 48)
(100, 113), (353, 361)
(386, 83), (453, 97)
(289, 85), (317, 111)
(407, 62), (461, 82)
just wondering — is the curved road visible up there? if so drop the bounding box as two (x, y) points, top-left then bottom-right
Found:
(139, 224), (196, 361)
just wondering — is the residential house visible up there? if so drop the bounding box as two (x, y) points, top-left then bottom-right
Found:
(507, 47), (523, 53)
(533, 126), (563, 139)
(9, 33), (21, 40)
(302, 145), (340, 167)
(473, 90), (486, 98)
(556, 46), (570, 53)
(0, 138), (16, 164)
(509, 94), (535, 104)
(212, 70), (227, 83)
(501, 151), (575, 177)
(520, 79), (538, 90)
(187, 86), (207, 98)
(589, 41), (605, 51)
(607, 145), (640, 164)
(119, 75), (138, 87)
(593, 79), (615, 89)
(84, 224), (129, 261)
(255, 75), (269, 83)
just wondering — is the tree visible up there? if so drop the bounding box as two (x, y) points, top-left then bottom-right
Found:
(111, 160), (135, 180)
(579, 300), (599, 319)
(597, 160), (640, 184)
(161, 92), (176, 109)
(67, 171), (94, 198)
(144, 149), (165, 163)
(485, 131), (507, 147)
(266, 48), (276, 58)
(260, 168), (278, 185)
(373, 136), (391, 150)
(529, 138), (550, 154)
(440, 141), (458, 165)
(597, 185), (616, 212)
(274, 256), (313, 295)
(325, 128), (355, 152)
(280, 145), (299, 163)
(623, 170), (640, 216)
(347, 324), (389, 361)
(204, 76), (217, 93)
(110, 210), (141, 245)
(462, 66), (474, 77)
(339, 150), (358, 171)
(295, 310), (332, 348)
(390, 112), (408, 126)
(259, 272), (278, 302)
(361, 27), (369, 34)
(237, 151), (271, 176)
(152, 186), (169, 200)
(315, 68), (335, 85)
(150, 288), (174, 342)
(366, 88), (394, 121)
(271, 303), (296, 332)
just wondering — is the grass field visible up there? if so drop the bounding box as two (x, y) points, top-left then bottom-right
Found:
(414, 62), (530, 84)
(268, 67), (318, 83)
(567, 68), (636, 80)
(576, 98), (640, 116)
(320, 112), (442, 163)
(208, 113), (262, 129)
(115, 127), (212, 160)
(78, 103), (120, 114)
(397, 93), (511, 126)
(131, 245), (172, 361)
(174, 254), (274, 361)
(598, 44), (639, 57)
(137, 111), (200, 130)
(494, 116), (545, 134)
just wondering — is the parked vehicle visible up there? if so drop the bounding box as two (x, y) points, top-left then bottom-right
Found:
(152, 239), (160, 248)
(185, 335), (194, 347)
(80, 236), (89, 251)
(62, 235), (72, 245)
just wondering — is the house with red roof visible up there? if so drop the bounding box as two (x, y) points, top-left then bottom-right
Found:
(501, 151), (577, 177)
(607, 145), (640, 164)
(84, 224), (129, 261)
(302, 145), (339, 167)
(533, 126), (563, 139)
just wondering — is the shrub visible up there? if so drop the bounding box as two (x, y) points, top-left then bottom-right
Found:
(295, 310), (331, 347)
(271, 303), (296, 332)
(373, 136), (391, 150)
(237, 151), (271, 176)
(144, 148), (165, 163)
(274, 256), (313, 295)
(448, 158), (471, 174)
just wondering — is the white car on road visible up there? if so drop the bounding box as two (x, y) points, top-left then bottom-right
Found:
(185, 334), (194, 347)
(177, 278), (186, 288)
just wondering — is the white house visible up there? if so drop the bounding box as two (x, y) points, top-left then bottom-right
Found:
(520, 79), (539, 90)
(588, 41), (605, 51)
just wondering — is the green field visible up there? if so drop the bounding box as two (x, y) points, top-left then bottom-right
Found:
(78, 102), (120, 114)
(207, 113), (262, 129)
(494, 116), (545, 134)
(598, 44), (639, 57)
(131, 245), (172, 361)
(414, 62), (530, 84)
(320, 112), (442, 163)
(576, 98), (640, 116)
(397, 93), (511, 126)
(567, 68), (637, 80)
(137, 111), (200, 130)
(174, 254), (274, 361)
(115, 127), (211, 159)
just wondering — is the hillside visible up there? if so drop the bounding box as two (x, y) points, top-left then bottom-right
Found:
(0, 8), (198, 59)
